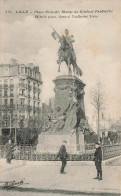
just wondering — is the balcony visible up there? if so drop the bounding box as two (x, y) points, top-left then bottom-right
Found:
(17, 104), (27, 109)
(19, 93), (26, 97)
(4, 94), (8, 98)
(1, 104), (15, 111)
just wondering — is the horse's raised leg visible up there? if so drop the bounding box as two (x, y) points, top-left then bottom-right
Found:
(58, 64), (60, 72)
(72, 64), (75, 75)
(57, 57), (63, 72)
(67, 58), (72, 75)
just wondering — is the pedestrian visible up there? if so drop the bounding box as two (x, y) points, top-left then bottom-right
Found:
(93, 142), (102, 180)
(5, 139), (16, 164)
(57, 140), (68, 174)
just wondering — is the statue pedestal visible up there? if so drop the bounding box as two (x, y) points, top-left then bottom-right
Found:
(53, 75), (85, 119)
(37, 75), (86, 154)
(37, 131), (85, 154)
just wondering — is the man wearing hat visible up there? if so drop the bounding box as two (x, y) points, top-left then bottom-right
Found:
(93, 142), (102, 180)
(57, 140), (68, 174)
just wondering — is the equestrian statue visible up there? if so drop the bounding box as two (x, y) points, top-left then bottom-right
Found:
(51, 26), (82, 76)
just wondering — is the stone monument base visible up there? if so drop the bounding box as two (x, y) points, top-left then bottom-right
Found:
(37, 74), (86, 155)
(37, 131), (85, 154)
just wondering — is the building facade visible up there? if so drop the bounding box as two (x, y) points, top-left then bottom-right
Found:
(0, 59), (42, 135)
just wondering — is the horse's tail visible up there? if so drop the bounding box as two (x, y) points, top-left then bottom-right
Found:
(76, 65), (83, 76)
(74, 61), (82, 76)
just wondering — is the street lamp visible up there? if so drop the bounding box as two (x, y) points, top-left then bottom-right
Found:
(14, 114), (18, 144)
(9, 113), (12, 135)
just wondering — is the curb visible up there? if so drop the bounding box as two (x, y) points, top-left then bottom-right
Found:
(0, 155), (121, 166)
(103, 155), (121, 165)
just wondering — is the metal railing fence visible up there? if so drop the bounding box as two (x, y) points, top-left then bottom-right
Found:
(0, 143), (121, 161)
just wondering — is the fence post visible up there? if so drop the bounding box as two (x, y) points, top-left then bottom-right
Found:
(102, 144), (104, 161)
(84, 141), (86, 161)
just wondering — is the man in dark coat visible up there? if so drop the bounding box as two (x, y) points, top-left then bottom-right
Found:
(5, 139), (16, 164)
(57, 140), (68, 174)
(93, 142), (102, 180)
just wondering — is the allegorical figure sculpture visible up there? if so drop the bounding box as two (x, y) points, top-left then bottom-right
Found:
(51, 26), (82, 76)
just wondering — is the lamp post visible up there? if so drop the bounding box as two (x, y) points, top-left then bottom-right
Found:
(14, 114), (18, 144)
(10, 113), (12, 135)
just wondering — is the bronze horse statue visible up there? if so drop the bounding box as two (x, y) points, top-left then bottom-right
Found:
(51, 27), (82, 77)
(57, 35), (82, 76)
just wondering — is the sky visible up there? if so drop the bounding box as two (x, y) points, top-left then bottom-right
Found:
(0, 0), (121, 126)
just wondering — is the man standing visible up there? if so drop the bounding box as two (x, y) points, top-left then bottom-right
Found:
(57, 140), (68, 174)
(93, 142), (102, 180)
(5, 139), (16, 164)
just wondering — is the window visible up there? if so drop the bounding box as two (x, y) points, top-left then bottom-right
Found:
(20, 79), (25, 88)
(33, 82), (35, 88)
(4, 90), (7, 96)
(28, 100), (30, 106)
(10, 89), (13, 96)
(0, 89), (2, 96)
(10, 79), (13, 85)
(25, 67), (28, 73)
(30, 70), (32, 77)
(28, 92), (30, 98)
(28, 81), (31, 90)
(38, 93), (40, 99)
(38, 102), (40, 108)
(20, 98), (25, 105)
(10, 99), (14, 105)
(35, 71), (36, 78)
(20, 89), (25, 95)
(4, 67), (9, 73)
(4, 99), (8, 105)
(34, 101), (36, 108)
(21, 67), (24, 74)
(20, 79), (25, 84)
(4, 121), (7, 127)
(33, 71), (35, 78)
(4, 79), (8, 84)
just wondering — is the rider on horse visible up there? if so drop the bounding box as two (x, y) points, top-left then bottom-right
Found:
(51, 26), (82, 76)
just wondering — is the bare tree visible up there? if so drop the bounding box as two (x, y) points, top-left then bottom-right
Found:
(91, 82), (104, 141)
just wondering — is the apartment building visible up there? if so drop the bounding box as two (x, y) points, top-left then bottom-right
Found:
(0, 59), (42, 135)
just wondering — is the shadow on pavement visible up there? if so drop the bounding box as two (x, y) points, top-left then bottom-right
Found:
(0, 186), (120, 196)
